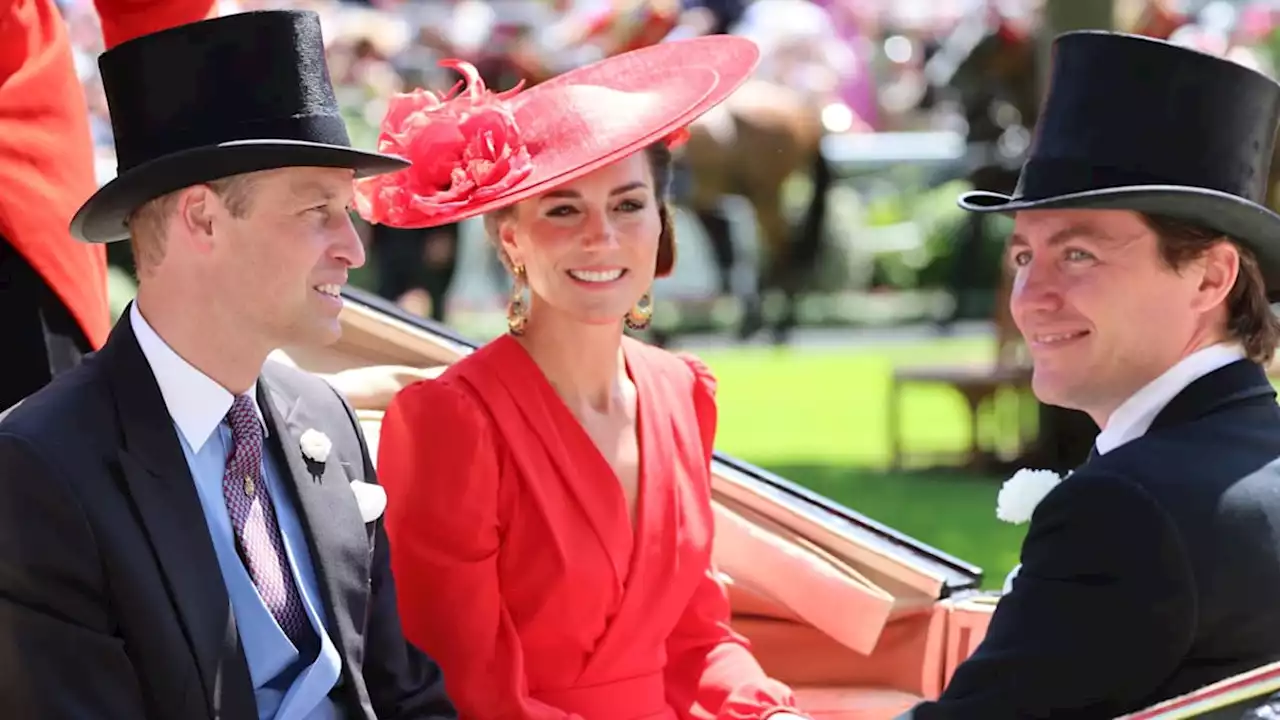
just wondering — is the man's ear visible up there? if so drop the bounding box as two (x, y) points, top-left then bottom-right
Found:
(1190, 240), (1240, 314)
(173, 184), (220, 252)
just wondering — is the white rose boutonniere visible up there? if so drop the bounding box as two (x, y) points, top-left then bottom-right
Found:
(996, 468), (1064, 524)
(299, 428), (333, 465)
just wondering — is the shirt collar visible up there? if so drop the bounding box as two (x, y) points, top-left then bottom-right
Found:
(1096, 342), (1246, 455)
(130, 302), (265, 453)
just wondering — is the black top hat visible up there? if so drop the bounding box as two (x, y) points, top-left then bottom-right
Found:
(960, 31), (1280, 292)
(70, 10), (409, 243)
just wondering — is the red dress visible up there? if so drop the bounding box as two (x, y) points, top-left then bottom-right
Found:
(378, 334), (802, 719)
(0, 0), (215, 349)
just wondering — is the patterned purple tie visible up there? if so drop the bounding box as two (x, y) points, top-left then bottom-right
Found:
(223, 394), (311, 648)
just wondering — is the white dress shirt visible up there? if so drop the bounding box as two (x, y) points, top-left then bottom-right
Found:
(1095, 342), (1247, 455)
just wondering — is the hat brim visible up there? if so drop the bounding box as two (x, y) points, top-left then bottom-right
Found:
(72, 139), (409, 243)
(371, 35), (759, 229)
(959, 184), (1280, 297)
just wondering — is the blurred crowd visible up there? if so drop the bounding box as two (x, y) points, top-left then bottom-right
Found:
(62, 0), (965, 172)
(55, 0), (1280, 329)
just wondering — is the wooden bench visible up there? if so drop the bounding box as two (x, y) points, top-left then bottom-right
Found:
(887, 361), (1034, 471)
(888, 273), (1037, 471)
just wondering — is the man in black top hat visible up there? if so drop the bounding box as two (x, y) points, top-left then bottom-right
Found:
(898, 31), (1280, 719)
(0, 10), (456, 719)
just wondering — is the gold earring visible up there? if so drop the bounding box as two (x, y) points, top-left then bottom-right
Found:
(507, 264), (529, 336)
(625, 291), (653, 331)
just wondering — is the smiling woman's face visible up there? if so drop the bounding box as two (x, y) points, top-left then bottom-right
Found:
(496, 151), (661, 328)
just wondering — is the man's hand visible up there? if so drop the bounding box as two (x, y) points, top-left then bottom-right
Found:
(267, 350), (443, 410)
(322, 365), (444, 410)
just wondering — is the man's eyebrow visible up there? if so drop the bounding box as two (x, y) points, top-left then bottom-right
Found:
(290, 180), (342, 202)
(1008, 225), (1115, 247)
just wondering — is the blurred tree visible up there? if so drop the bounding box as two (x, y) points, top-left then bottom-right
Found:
(1036, 0), (1117, 90)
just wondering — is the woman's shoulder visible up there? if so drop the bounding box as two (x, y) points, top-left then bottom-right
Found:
(672, 350), (717, 399)
(393, 337), (510, 405)
(389, 335), (540, 442)
(388, 360), (490, 434)
(377, 367), (509, 525)
(627, 340), (718, 403)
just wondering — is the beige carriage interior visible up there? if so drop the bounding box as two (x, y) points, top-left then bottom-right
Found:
(277, 299), (998, 719)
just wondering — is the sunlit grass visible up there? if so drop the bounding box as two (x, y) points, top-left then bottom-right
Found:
(699, 339), (1026, 589)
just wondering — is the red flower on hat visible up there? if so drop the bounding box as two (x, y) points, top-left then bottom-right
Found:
(664, 126), (691, 149)
(354, 60), (534, 227)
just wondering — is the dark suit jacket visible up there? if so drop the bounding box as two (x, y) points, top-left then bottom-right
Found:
(0, 311), (457, 719)
(906, 359), (1280, 719)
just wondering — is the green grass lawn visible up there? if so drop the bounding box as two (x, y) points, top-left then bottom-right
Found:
(697, 339), (1029, 589)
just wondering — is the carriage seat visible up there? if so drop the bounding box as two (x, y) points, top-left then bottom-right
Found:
(792, 686), (921, 719)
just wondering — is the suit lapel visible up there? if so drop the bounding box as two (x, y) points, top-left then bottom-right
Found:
(1149, 359), (1276, 434)
(258, 376), (371, 674)
(1081, 361), (1274, 471)
(103, 313), (254, 718)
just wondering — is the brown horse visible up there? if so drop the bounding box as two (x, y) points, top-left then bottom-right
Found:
(680, 77), (835, 343)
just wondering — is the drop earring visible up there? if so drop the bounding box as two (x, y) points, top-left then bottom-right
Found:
(625, 291), (653, 331)
(507, 264), (530, 336)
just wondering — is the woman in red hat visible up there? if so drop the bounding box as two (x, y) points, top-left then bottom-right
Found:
(362, 38), (810, 720)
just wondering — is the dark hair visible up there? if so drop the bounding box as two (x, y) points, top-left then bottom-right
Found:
(1141, 213), (1280, 365)
(484, 142), (677, 276)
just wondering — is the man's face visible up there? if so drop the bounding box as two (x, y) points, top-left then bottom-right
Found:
(209, 166), (364, 350)
(1007, 208), (1229, 424)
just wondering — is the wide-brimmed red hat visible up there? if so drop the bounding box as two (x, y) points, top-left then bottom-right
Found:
(353, 35), (760, 229)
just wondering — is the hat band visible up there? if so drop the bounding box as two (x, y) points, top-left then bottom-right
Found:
(113, 111), (354, 173)
(1015, 157), (1262, 204)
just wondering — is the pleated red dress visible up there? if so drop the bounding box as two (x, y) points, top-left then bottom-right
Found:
(378, 334), (802, 719)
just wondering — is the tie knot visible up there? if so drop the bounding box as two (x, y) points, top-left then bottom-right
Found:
(226, 394), (262, 447)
